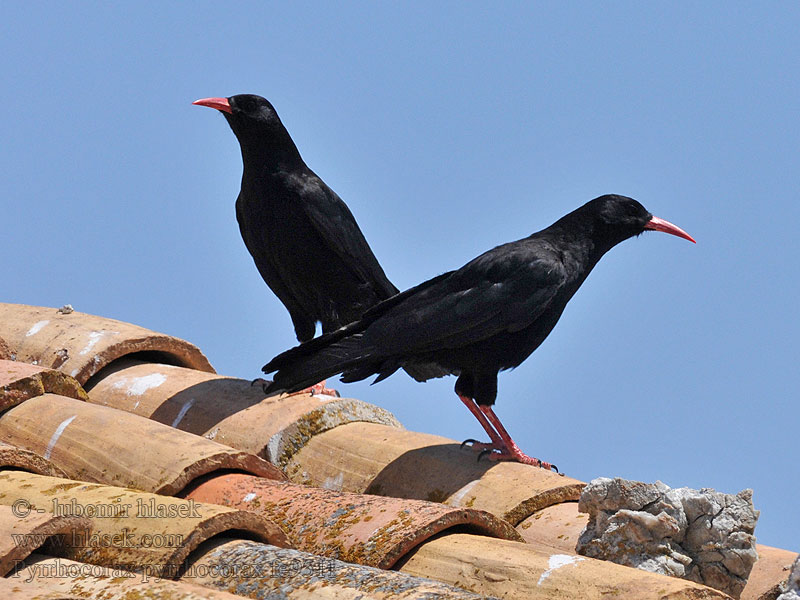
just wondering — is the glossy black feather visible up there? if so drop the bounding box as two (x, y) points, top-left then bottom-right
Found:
(263, 195), (661, 403)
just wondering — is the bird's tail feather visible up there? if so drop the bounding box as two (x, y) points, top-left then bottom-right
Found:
(263, 334), (375, 394)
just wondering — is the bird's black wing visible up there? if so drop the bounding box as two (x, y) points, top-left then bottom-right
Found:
(361, 242), (568, 355)
(296, 171), (399, 298)
(236, 194), (317, 341)
(262, 241), (566, 391)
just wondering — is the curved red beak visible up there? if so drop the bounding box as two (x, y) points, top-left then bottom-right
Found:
(645, 215), (696, 243)
(193, 97), (232, 114)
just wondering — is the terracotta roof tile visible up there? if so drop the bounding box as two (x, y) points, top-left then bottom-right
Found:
(13, 554), (256, 599)
(0, 393), (284, 493)
(399, 532), (731, 599)
(0, 441), (66, 477)
(0, 360), (87, 411)
(0, 471), (288, 578)
(0, 303), (213, 385)
(0, 336), (15, 361)
(0, 576), (84, 599)
(281, 420), (583, 524)
(516, 501), (588, 551)
(740, 545), (798, 600)
(86, 357), (400, 464)
(185, 538), (495, 599)
(0, 505), (89, 577)
(183, 471), (521, 568)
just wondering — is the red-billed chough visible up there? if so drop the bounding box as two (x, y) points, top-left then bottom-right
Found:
(193, 94), (398, 343)
(262, 195), (695, 470)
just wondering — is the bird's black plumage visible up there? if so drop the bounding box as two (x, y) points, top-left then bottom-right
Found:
(195, 94), (398, 342)
(263, 194), (694, 407)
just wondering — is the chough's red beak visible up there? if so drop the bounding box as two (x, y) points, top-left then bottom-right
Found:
(645, 216), (696, 243)
(193, 97), (232, 114)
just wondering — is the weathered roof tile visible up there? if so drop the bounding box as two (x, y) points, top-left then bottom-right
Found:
(0, 393), (284, 493)
(0, 471), (288, 578)
(0, 441), (66, 477)
(86, 358), (401, 465)
(0, 303), (213, 384)
(1, 360), (87, 411)
(186, 538), (495, 599)
(284, 421), (583, 524)
(0, 505), (90, 577)
(14, 554), (254, 599)
(400, 532), (731, 599)
(183, 471), (521, 568)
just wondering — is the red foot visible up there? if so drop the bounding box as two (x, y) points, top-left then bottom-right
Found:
(291, 379), (340, 398)
(461, 438), (556, 470)
(458, 395), (558, 472)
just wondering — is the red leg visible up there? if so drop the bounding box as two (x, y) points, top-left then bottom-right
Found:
(479, 405), (556, 471)
(458, 394), (505, 447)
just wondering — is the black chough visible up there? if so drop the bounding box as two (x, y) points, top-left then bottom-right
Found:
(194, 94), (398, 343)
(262, 195), (695, 469)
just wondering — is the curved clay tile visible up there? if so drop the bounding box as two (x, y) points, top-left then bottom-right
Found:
(0, 303), (213, 385)
(0, 441), (66, 478)
(0, 577), (83, 599)
(183, 472), (521, 569)
(284, 421), (584, 525)
(399, 533), (731, 600)
(0, 471), (289, 578)
(86, 359), (400, 465)
(185, 538), (494, 600)
(0, 506), (90, 577)
(515, 501), (588, 550)
(1, 360), (87, 412)
(0, 394), (284, 494)
(0, 336), (12, 360)
(738, 545), (798, 600)
(15, 553), (255, 600)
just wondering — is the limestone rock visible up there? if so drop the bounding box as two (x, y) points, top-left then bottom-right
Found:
(577, 477), (759, 598)
(777, 556), (800, 600)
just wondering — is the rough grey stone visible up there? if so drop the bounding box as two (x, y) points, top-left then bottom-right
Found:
(577, 477), (759, 598)
(777, 556), (800, 600)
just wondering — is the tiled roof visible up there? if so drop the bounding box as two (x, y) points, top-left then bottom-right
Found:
(0, 302), (795, 599)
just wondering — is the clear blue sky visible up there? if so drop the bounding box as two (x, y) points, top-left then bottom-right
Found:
(3, 3), (798, 550)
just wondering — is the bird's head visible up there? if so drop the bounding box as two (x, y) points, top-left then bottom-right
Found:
(193, 94), (299, 162)
(585, 194), (695, 249)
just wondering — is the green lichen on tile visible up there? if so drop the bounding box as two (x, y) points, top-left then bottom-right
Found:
(40, 482), (83, 495)
(268, 398), (402, 468)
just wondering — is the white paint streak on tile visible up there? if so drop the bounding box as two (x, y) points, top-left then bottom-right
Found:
(537, 554), (584, 585)
(171, 398), (196, 427)
(44, 415), (76, 459)
(78, 329), (120, 356)
(242, 492), (257, 503)
(449, 479), (480, 506)
(127, 373), (167, 396)
(80, 331), (105, 355)
(26, 320), (50, 337)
